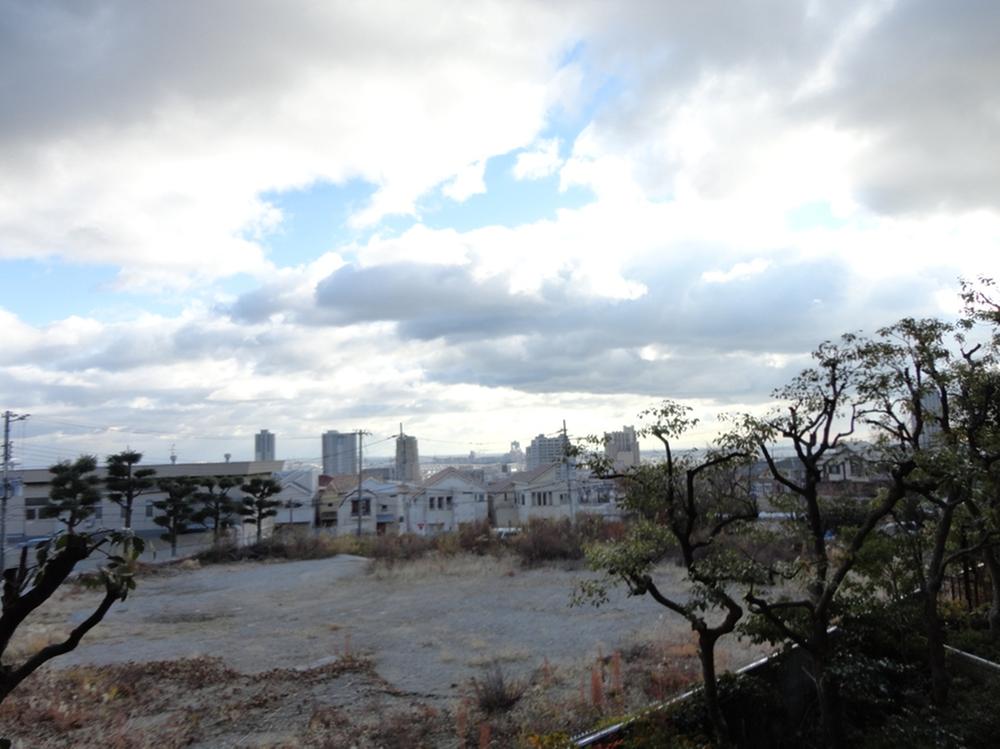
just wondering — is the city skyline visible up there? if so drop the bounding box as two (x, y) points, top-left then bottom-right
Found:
(1, 2), (995, 467)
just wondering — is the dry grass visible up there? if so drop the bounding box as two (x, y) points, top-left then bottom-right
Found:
(466, 645), (532, 667)
(2, 624), (754, 748)
(0, 654), (393, 748)
(368, 551), (518, 582)
(472, 661), (527, 714)
(3, 627), (70, 665)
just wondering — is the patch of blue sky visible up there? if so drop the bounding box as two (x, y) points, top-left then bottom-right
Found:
(419, 151), (594, 233)
(255, 178), (380, 267)
(786, 202), (849, 231)
(0, 258), (182, 325)
(253, 47), (622, 259)
(550, 39), (626, 135)
(213, 271), (266, 301)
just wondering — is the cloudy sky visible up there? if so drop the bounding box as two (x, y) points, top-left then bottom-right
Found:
(1, 0), (997, 466)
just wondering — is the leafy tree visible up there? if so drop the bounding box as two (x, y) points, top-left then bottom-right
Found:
(858, 316), (980, 706)
(105, 450), (156, 530)
(954, 279), (1000, 638)
(193, 476), (240, 543)
(728, 334), (913, 749)
(153, 478), (197, 556)
(239, 477), (282, 544)
(41, 455), (102, 532)
(1, 457), (144, 716)
(576, 401), (756, 745)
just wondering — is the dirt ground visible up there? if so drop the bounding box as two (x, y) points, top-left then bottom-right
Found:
(1, 554), (771, 747)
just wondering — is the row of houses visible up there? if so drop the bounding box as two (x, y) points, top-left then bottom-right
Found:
(318, 442), (888, 538)
(5, 442), (886, 548)
(5, 459), (621, 547)
(315, 463), (621, 536)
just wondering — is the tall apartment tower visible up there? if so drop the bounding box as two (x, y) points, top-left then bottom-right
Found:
(604, 425), (641, 471)
(395, 424), (420, 482)
(254, 429), (276, 462)
(525, 433), (570, 470)
(322, 430), (358, 476)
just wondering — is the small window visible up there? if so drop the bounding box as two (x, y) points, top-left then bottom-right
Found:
(25, 508), (36, 520)
(93, 506), (103, 519)
(145, 504), (154, 518)
(446, 496), (452, 508)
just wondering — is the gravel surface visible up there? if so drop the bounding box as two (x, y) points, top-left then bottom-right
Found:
(39, 554), (763, 699)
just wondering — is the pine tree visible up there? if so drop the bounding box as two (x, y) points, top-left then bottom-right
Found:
(239, 477), (282, 544)
(42, 455), (102, 532)
(153, 478), (196, 556)
(193, 476), (240, 543)
(105, 450), (156, 530)
(1, 458), (143, 709)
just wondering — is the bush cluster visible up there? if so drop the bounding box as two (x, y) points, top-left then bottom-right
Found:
(194, 518), (626, 568)
(510, 517), (625, 566)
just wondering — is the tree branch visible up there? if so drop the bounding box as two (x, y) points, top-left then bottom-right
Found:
(1, 584), (118, 700)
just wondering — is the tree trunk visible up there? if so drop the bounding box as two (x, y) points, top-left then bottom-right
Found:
(810, 626), (843, 749)
(256, 519), (262, 544)
(925, 582), (949, 705)
(815, 667), (842, 749)
(924, 501), (955, 706)
(982, 546), (1000, 640)
(123, 500), (132, 531)
(696, 632), (730, 747)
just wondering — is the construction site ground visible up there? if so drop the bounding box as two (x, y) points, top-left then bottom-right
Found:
(0, 553), (769, 747)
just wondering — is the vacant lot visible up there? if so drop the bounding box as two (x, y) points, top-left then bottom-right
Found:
(2, 554), (770, 747)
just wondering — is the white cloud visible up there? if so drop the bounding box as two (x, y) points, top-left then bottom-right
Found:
(512, 138), (563, 180)
(0, 1), (584, 286)
(4, 1), (1000, 463)
(441, 161), (488, 203)
(702, 259), (772, 284)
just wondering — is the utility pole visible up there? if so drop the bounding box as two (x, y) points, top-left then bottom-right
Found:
(355, 429), (368, 537)
(563, 419), (575, 524)
(2, 410), (29, 571)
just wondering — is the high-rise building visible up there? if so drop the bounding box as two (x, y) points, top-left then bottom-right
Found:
(604, 425), (641, 471)
(322, 430), (358, 476)
(254, 429), (276, 462)
(525, 433), (569, 470)
(395, 425), (420, 482)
